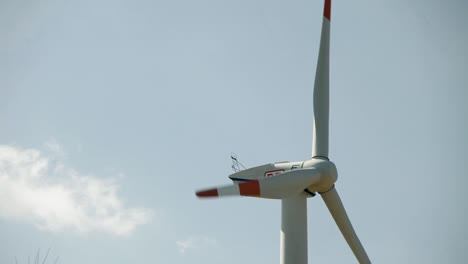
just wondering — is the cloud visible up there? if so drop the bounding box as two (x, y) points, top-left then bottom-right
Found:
(176, 236), (218, 254)
(0, 143), (153, 236)
(43, 138), (64, 157)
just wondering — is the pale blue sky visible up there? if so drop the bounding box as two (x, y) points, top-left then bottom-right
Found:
(1, 0), (467, 263)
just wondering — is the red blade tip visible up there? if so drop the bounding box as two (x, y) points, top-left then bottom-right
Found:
(324, 0), (331, 20)
(196, 189), (219, 197)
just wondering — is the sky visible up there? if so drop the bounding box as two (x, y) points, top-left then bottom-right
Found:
(1, 0), (468, 263)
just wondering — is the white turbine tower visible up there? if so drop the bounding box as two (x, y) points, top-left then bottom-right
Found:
(195, 0), (371, 263)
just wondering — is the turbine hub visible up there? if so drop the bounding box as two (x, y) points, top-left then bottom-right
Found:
(303, 158), (337, 193)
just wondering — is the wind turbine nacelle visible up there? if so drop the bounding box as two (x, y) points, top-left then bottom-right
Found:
(228, 161), (304, 183)
(228, 158), (338, 195)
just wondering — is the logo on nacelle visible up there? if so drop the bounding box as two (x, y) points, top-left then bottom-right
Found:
(264, 169), (285, 178)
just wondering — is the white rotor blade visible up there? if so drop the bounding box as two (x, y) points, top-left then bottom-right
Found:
(320, 186), (371, 264)
(196, 168), (321, 199)
(312, 0), (331, 159)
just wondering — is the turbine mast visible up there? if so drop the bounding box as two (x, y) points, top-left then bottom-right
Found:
(312, 0), (331, 159)
(281, 193), (308, 264)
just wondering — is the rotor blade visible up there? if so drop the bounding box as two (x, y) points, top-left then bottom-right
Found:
(312, 0), (331, 159)
(320, 186), (371, 264)
(196, 168), (321, 199)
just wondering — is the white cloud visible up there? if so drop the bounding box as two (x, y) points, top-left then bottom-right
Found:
(176, 236), (218, 254)
(0, 143), (153, 236)
(43, 138), (64, 157)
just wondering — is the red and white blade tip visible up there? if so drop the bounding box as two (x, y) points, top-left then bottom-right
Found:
(196, 180), (260, 198)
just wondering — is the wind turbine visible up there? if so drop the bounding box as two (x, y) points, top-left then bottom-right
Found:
(195, 0), (371, 263)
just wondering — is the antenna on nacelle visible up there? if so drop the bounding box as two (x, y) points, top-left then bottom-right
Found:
(231, 153), (246, 172)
